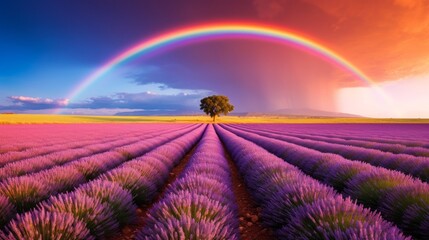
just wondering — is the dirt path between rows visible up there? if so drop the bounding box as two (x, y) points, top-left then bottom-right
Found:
(111, 144), (198, 240)
(223, 145), (275, 240)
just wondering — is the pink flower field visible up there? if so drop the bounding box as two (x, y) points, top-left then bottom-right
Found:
(0, 123), (428, 239)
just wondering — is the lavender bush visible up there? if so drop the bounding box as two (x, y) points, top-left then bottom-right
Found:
(0, 210), (94, 240)
(38, 192), (119, 238)
(0, 176), (49, 212)
(76, 180), (137, 226)
(99, 167), (156, 204)
(0, 195), (16, 226)
(279, 196), (409, 240)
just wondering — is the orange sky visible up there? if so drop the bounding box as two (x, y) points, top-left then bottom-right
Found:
(254, 0), (429, 85)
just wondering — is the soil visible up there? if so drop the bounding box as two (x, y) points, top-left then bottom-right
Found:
(223, 145), (275, 240)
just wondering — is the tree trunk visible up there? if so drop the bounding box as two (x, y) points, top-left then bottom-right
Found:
(213, 115), (216, 122)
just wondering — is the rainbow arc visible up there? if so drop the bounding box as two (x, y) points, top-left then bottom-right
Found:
(56, 23), (391, 114)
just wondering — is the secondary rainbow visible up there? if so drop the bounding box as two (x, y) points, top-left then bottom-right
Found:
(58, 22), (390, 113)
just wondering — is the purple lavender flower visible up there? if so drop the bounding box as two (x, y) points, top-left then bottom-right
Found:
(280, 196), (409, 240)
(168, 175), (235, 205)
(99, 167), (157, 204)
(0, 210), (94, 240)
(37, 165), (86, 193)
(69, 158), (108, 180)
(380, 184), (429, 238)
(261, 181), (337, 229)
(136, 215), (239, 240)
(76, 180), (137, 226)
(344, 169), (416, 208)
(142, 192), (237, 239)
(0, 195), (16, 227)
(121, 158), (170, 189)
(0, 176), (49, 212)
(324, 161), (373, 191)
(38, 192), (119, 238)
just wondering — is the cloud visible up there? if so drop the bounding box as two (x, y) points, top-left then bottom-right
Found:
(15, 108), (144, 116)
(4, 96), (69, 110)
(0, 89), (209, 115)
(74, 91), (205, 111)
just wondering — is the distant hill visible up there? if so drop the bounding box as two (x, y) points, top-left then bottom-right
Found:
(115, 108), (362, 118)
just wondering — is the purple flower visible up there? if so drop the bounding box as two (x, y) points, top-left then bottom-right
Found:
(344, 169), (416, 209)
(76, 180), (137, 226)
(324, 161), (373, 192)
(0, 210), (94, 240)
(380, 184), (429, 238)
(0, 176), (49, 212)
(168, 175), (235, 205)
(38, 192), (119, 238)
(0, 195), (16, 227)
(142, 192), (238, 239)
(136, 215), (239, 240)
(37, 165), (86, 193)
(69, 151), (124, 180)
(69, 158), (108, 180)
(99, 167), (157, 204)
(261, 181), (337, 229)
(280, 196), (410, 240)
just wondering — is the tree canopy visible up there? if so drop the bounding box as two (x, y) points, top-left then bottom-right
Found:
(200, 95), (234, 122)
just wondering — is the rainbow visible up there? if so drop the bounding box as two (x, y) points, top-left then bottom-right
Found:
(57, 22), (390, 113)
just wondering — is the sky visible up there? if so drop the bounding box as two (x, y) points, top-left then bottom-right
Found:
(1, 0), (429, 117)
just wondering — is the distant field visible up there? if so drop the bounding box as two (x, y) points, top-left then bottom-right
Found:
(1, 114), (429, 124)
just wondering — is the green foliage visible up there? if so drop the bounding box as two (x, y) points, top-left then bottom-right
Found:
(199, 95), (234, 122)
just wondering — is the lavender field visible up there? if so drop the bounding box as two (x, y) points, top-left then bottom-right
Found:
(0, 123), (428, 239)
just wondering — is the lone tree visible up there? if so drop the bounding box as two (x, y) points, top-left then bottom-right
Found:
(200, 95), (234, 122)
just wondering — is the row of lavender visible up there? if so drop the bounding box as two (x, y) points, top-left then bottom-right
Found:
(0, 125), (204, 239)
(0, 124), (202, 231)
(215, 125), (408, 239)
(240, 124), (429, 157)
(136, 125), (239, 239)
(231, 124), (429, 182)
(290, 123), (429, 142)
(222, 124), (429, 239)
(0, 125), (192, 180)
(284, 131), (429, 157)
(242, 123), (429, 148)
(0, 124), (189, 166)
